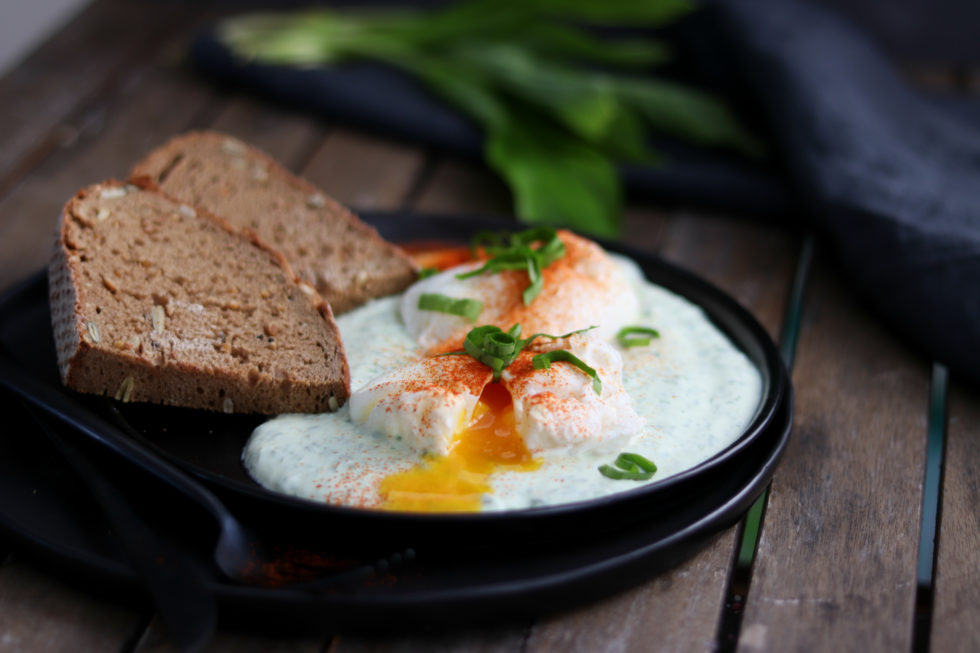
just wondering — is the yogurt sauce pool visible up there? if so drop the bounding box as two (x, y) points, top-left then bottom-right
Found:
(243, 255), (762, 511)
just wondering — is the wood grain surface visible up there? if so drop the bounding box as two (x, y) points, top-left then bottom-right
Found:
(0, 0), (202, 196)
(0, 48), (220, 289)
(0, 1), (977, 651)
(0, 557), (143, 651)
(930, 384), (980, 653)
(738, 259), (929, 652)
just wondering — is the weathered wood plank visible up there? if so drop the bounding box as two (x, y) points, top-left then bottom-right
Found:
(330, 626), (530, 653)
(0, 557), (144, 652)
(134, 616), (324, 653)
(620, 208), (669, 251)
(208, 97), (325, 173)
(737, 257), (928, 652)
(302, 130), (426, 211)
(411, 158), (512, 217)
(658, 211), (797, 340)
(527, 534), (737, 653)
(929, 383), (980, 652)
(0, 56), (222, 290)
(0, 0), (202, 197)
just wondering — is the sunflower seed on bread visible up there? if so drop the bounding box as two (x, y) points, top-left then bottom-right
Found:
(48, 179), (350, 414)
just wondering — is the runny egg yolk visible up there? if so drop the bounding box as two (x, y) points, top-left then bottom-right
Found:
(379, 382), (540, 512)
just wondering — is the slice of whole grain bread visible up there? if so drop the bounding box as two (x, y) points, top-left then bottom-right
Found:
(49, 180), (350, 414)
(130, 131), (417, 314)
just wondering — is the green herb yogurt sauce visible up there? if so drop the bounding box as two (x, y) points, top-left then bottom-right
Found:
(243, 256), (762, 511)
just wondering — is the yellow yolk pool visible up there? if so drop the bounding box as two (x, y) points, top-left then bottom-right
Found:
(379, 382), (540, 512)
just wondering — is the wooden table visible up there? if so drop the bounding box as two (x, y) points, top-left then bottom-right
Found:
(0, 2), (977, 651)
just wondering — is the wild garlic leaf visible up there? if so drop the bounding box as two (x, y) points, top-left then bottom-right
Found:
(405, 58), (624, 237)
(530, 0), (694, 26)
(509, 23), (671, 68)
(451, 44), (623, 144)
(216, 0), (764, 238)
(384, 1), (535, 46)
(485, 109), (622, 238)
(615, 77), (766, 157)
(596, 104), (660, 164)
(423, 0), (695, 29)
(405, 53), (507, 129)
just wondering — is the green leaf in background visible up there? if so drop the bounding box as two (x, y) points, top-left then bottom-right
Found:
(512, 23), (672, 68)
(449, 43), (623, 144)
(531, 0), (694, 25)
(404, 52), (508, 129)
(217, 0), (763, 238)
(616, 77), (766, 156)
(486, 110), (622, 238)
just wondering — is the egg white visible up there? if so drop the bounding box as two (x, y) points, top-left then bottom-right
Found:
(401, 231), (639, 350)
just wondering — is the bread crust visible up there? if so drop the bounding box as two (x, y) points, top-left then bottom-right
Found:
(49, 180), (350, 414)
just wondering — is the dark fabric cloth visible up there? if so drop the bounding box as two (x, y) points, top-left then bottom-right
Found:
(188, 0), (980, 384)
(695, 0), (980, 385)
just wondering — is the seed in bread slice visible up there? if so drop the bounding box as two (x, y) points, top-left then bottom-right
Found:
(49, 180), (350, 414)
(130, 131), (418, 314)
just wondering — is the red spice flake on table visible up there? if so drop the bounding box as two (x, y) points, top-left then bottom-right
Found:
(244, 545), (361, 587)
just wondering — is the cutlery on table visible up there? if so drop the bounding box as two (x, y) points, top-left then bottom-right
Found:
(0, 355), (413, 591)
(22, 403), (217, 652)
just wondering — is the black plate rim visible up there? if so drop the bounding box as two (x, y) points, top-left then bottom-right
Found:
(226, 388), (792, 607)
(109, 211), (787, 528)
(0, 238), (791, 624)
(0, 384), (792, 627)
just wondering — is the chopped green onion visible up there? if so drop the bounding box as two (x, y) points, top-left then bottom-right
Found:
(418, 293), (483, 322)
(443, 323), (595, 381)
(616, 325), (661, 348)
(598, 464), (635, 480)
(418, 267), (439, 279)
(532, 349), (601, 395)
(615, 452), (657, 473)
(457, 227), (565, 305)
(523, 254), (543, 304)
(598, 451), (657, 481)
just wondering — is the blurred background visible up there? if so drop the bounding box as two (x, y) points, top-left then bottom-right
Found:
(0, 0), (88, 77)
(2, 0), (979, 78)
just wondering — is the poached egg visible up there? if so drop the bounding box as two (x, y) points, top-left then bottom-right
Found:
(243, 230), (762, 512)
(346, 231), (644, 509)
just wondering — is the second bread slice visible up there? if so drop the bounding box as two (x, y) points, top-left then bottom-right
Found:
(130, 131), (418, 314)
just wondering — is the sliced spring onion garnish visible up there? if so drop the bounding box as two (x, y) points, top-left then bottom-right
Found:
(531, 350), (602, 395)
(418, 293), (484, 322)
(598, 452), (657, 481)
(616, 325), (661, 347)
(597, 465), (639, 480)
(418, 267), (439, 279)
(616, 452), (657, 473)
(456, 227), (566, 305)
(443, 323), (596, 381)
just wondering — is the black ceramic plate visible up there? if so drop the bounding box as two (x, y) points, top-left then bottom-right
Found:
(0, 213), (788, 549)
(101, 212), (788, 550)
(0, 212), (791, 627)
